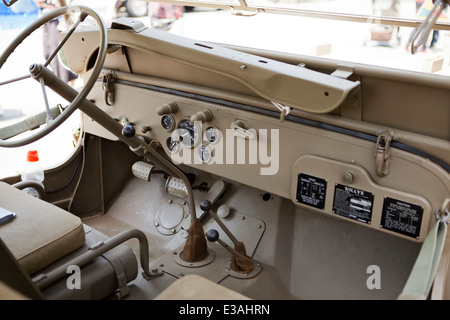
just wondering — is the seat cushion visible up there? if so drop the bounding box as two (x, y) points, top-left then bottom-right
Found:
(155, 274), (250, 300)
(0, 182), (85, 275)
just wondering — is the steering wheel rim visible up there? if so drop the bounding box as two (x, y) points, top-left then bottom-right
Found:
(0, 5), (107, 148)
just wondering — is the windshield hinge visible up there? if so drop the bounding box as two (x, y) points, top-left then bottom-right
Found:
(375, 129), (397, 177)
(102, 71), (117, 106)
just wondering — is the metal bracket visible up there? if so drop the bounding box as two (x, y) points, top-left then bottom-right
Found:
(102, 72), (117, 106)
(375, 129), (397, 177)
(141, 270), (163, 281)
(331, 64), (354, 79)
(110, 17), (148, 33)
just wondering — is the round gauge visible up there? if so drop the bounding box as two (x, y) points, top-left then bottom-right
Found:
(166, 137), (180, 153)
(198, 145), (212, 163)
(204, 126), (221, 144)
(161, 114), (175, 132)
(177, 119), (199, 148)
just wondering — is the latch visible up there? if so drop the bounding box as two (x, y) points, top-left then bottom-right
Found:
(231, 120), (257, 140)
(102, 71), (117, 106)
(375, 129), (397, 177)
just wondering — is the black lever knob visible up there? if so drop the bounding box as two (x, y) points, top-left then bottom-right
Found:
(206, 229), (219, 242)
(200, 200), (211, 212)
(122, 124), (136, 138)
(205, 229), (243, 259)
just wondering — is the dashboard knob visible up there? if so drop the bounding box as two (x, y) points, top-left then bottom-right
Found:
(190, 110), (213, 123)
(156, 102), (178, 116)
(217, 205), (230, 218)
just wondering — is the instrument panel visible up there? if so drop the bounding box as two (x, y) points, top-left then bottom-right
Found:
(153, 99), (434, 243)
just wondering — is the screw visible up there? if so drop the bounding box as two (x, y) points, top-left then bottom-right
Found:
(240, 64), (247, 70)
(141, 126), (151, 133)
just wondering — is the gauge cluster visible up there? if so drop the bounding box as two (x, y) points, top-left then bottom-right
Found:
(159, 104), (220, 164)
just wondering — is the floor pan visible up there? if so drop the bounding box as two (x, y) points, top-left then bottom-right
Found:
(83, 171), (421, 300)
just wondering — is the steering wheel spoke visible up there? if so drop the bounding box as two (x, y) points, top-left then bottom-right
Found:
(0, 74), (31, 87)
(38, 76), (54, 123)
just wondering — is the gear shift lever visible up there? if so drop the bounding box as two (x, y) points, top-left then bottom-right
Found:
(201, 200), (255, 274)
(200, 200), (240, 247)
(206, 229), (244, 258)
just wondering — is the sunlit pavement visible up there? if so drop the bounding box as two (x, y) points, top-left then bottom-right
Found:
(0, 3), (449, 179)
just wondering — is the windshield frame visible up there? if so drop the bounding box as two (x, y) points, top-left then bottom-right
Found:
(145, 0), (450, 31)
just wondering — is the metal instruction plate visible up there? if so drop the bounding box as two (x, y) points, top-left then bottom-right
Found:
(332, 184), (373, 224)
(381, 197), (423, 239)
(296, 173), (327, 209)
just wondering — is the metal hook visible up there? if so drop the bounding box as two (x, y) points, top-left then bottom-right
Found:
(435, 209), (450, 224)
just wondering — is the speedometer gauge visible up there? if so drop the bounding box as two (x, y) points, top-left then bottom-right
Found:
(177, 119), (200, 148)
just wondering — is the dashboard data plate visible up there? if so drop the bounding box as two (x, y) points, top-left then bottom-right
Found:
(381, 197), (423, 239)
(296, 173), (327, 210)
(333, 184), (374, 224)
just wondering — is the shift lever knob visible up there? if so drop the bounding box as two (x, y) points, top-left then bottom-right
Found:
(205, 229), (243, 258)
(200, 200), (212, 212)
(206, 229), (219, 242)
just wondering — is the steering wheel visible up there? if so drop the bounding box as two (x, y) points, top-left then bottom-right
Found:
(0, 5), (107, 147)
